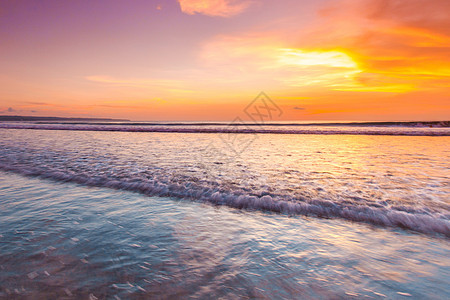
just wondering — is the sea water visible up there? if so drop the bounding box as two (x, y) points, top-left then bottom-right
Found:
(0, 125), (449, 298)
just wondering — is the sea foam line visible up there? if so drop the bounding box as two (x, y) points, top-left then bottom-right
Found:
(0, 124), (449, 136)
(0, 162), (448, 237)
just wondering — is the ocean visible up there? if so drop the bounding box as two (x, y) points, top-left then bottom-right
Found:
(0, 122), (449, 298)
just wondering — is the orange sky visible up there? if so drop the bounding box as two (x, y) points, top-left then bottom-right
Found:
(0, 0), (449, 121)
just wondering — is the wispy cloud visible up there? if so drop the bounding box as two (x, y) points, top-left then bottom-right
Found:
(199, 33), (362, 89)
(85, 75), (188, 89)
(178, 0), (253, 17)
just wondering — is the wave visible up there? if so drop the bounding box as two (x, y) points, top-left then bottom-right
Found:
(0, 162), (448, 237)
(1, 118), (448, 127)
(1, 123), (449, 136)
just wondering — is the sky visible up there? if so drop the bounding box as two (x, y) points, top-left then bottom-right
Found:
(0, 0), (449, 121)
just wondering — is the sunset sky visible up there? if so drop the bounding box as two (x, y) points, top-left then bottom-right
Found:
(0, 0), (449, 121)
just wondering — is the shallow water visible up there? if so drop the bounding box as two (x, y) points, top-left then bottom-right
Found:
(0, 128), (448, 236)
(0, 127), (449, 298)
(0, 172), (449, 299)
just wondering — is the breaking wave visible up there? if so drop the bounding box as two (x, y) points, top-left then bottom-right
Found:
(0, 161), (448, 237)
(1, 123), (449, 136)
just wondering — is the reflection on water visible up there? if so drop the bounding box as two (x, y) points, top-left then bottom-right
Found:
(0, 172), (449, 298)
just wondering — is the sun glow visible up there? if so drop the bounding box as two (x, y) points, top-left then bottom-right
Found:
(278, 49), (359, 69)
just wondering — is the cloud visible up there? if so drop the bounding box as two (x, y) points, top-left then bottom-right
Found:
(194, 0), (450, 95)
(7, 107), (16, 112)
(178, 0), (253, 17)
(293, 106), (305, 110)
(199, 33), (362, 89)
(23, 101), (64, 108)
(297, 0), (450, 92)
(85, 75), (188, 89)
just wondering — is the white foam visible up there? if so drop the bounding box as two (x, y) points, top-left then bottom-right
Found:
(0, 162), (448, 237)
(1, 123), (449, 136)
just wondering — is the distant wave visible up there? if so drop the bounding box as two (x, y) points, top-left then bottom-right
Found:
(12, 120), (450, 127)
(1, 123), (449, 136)
(0, 162), (448, 237)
